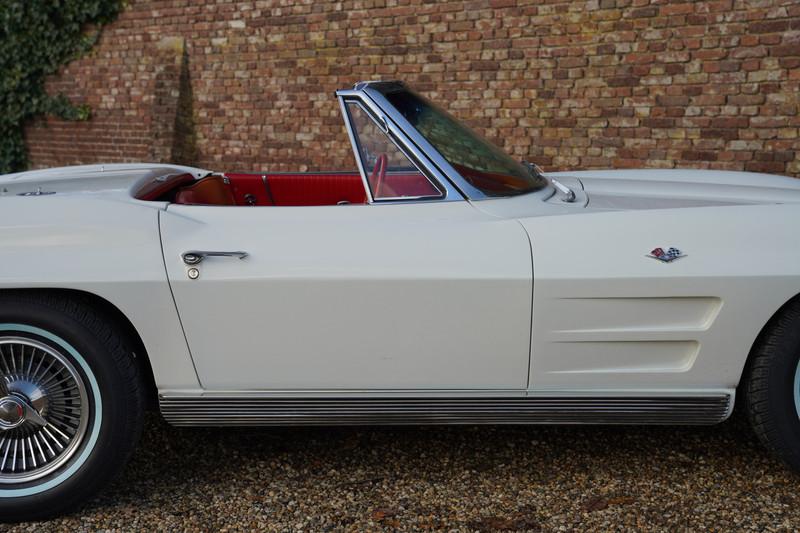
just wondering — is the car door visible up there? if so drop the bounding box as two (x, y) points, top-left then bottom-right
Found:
(159, 94), (532, 392)
(160, 201), (531, 391)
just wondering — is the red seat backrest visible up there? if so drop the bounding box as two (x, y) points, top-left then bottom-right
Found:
(136, 172), (196, 201)
(266, 173), (367, 206)
(174, 176), (237, 205)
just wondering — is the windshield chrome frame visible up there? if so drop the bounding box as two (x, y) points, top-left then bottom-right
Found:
(361, 85), (486, 200)
(336, 88), (462, 204)
(349, 81), (551, 202)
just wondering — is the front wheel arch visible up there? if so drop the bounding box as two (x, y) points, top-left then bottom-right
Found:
(739, 292), (800, 470)
(738, 292), (800, 392)
(0, 290), (147, 521)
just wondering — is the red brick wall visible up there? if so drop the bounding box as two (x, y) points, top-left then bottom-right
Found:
(25, 0), (800, 177)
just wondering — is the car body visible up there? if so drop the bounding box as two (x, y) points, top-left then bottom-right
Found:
(1, 81), (799, 519)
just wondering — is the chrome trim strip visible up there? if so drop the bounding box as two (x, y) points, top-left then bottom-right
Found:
(337, 95), (374, 203)
(337, 90), (462, 203)
(338, 99), (445, 202)
(357, 92), (461, 202)
(361, 86), (484, 201)
(160, 394), (732, 427)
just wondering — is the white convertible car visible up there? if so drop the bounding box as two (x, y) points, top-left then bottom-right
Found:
(1, 81), (799, 520)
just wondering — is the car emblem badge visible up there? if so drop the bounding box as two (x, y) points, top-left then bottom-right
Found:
(647, 247), (686, 263)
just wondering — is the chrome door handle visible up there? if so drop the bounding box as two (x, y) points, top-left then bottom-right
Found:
(182, 250), (249, 265)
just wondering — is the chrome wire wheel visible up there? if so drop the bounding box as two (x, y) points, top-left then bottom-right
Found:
(0, 336), (90, 484)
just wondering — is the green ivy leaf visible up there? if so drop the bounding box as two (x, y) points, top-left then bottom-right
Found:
(0, 0), (122, 173)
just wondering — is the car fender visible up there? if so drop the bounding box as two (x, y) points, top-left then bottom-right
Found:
(0, 194), (199, 391)
(519, 202), (800, 391)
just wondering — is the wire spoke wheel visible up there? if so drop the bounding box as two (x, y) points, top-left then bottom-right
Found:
(0, 336), (90, 484)
(0, 295), (144, 523)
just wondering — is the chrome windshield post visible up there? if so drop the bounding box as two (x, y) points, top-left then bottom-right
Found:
(337, 93), (375, 204)
(336, 87), (463, 203)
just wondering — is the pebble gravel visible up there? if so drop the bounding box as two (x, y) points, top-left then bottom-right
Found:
(5, 411), (800, 532)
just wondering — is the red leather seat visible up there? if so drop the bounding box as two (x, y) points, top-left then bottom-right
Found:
(174, 176), (236, 205)
(136, 172), (196, 201)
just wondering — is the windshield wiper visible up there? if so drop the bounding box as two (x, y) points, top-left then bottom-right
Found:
(522, 160), (575, 203)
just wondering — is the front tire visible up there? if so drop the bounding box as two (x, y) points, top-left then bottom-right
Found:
(0, 293), (145, 522)
(745, 298), (800, 471)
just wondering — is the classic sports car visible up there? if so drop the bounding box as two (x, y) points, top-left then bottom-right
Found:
(1, 81), (800, 521)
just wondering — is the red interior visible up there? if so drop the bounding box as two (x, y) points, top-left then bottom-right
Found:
(165, 170), (440, 206)
(174, 175), (237, 205)
(267, 173), (368, 206)
(227, 174), (273, 206)
(169, 172), (366, 206)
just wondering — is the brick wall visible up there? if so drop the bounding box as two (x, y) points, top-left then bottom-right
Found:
(25, 0), (800, 177)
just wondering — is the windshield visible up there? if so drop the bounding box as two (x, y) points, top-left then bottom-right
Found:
(377, 86), (548, 198)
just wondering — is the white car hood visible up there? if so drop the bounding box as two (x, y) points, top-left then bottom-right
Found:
(472, 168), (800, 219)
(552, 169), (800, 210)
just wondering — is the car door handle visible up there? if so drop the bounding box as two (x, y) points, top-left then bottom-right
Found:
(182, 250), (249, 265)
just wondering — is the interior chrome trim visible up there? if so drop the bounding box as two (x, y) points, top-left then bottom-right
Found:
(160, 394), (732, 427)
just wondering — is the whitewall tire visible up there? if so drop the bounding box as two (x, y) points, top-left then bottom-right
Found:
(0, 293), (145, 522)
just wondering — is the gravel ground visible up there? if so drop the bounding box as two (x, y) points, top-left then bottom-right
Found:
(5, 411), (800, 532)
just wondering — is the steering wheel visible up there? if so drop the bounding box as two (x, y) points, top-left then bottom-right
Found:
(370, 154), (388, 198)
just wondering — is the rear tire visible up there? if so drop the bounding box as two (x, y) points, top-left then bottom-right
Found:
(745, 298), (800, 471)
(0, 292), (145, 522)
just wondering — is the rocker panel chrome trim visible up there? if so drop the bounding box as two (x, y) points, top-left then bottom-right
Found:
(159, 394), (732, 426)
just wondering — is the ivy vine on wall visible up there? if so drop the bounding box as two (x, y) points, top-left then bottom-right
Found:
(0, 1), (123, 174)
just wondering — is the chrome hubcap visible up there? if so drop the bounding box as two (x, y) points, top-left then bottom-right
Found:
(0, 336), (90, 484)
(0, 397), (24, 429)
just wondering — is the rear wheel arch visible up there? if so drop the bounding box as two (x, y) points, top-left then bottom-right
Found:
(0, 288), (158, 410)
